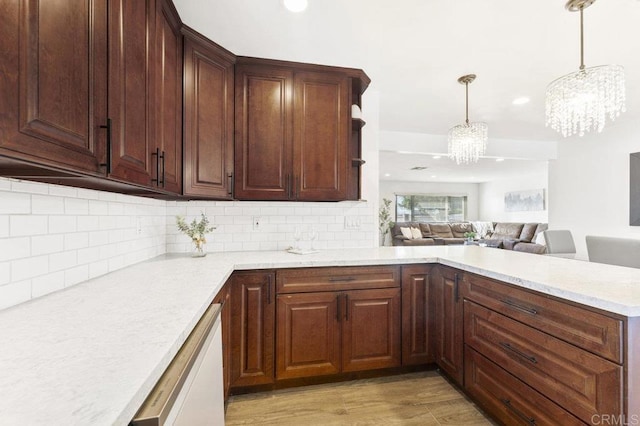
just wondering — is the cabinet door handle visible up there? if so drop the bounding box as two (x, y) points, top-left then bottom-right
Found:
(266, 275), (272, 305)
(501, 299), (538, 315)
(227, 173), (234, 196)
(328, 277), (356, 282)
(152, 148), (160, 185)
(160, 150), (165, 187)
(454, 273), (460, 302)
(99, 118), (112, 174)
(499, 342), (538, 364)
(294, 175), (299, 199)
(336, 294), (341, 321)
(500, 398), (536, 426)
(345, 294), (349, 321)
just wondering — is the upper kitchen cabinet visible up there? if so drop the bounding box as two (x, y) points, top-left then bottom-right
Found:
(153, 0), (183, 194)
(182, 26), (235, 199)
(0, 0), (108, 176)
(234, 58), (369, 202)
(0, 0), (180, 195)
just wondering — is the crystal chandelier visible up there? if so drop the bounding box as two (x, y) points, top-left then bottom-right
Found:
(545, 0), (625, 137)
(448, 74), (488, 164)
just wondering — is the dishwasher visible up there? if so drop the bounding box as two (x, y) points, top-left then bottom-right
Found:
(131, 303), (225, 426)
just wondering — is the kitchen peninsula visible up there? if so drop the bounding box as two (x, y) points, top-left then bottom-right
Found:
(0, 246), (638, 425)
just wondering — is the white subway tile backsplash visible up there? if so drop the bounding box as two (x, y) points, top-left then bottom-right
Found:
(9, 215), (48, 236)
(64, 265), (89, 287)
(31, 235), (64, 256)
(0, 263), (10, 285)
(0, 237), (31, 261)
(11, 255), (48, 281)
(0, 177), (375, 311)
(32, 195), (65, 214)
(64, 198), (89, 215)
(49, 251), (77, 273)
(49, 216), (77, 234)
(32, 271), (65, 298)
(0, 191), (31, 214)
(0, 280), (32, 311)
(64, 232), (89, 250)
(0, 216), (9, 238)
(10, 179), (49, 195)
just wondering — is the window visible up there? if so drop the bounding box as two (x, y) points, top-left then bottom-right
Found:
(395, 195), (467, 222)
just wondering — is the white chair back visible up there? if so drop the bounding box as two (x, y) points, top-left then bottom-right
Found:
(586, 235), (640, 269)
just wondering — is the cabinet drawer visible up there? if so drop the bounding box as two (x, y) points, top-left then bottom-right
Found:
(277, 266), (400, 293)
(462, 273), (622, 363)
(465, 301), (622, 424)
(465, 346), (586, 426)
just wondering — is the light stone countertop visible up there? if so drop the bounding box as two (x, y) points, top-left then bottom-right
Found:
(1, 246), (640, 425)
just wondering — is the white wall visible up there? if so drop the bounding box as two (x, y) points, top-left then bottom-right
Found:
(478, 163), (549, 223)
(549, 120), (640, 260)
(379, 180), (480, 222)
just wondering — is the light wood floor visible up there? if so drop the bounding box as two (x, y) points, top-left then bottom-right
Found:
(225, 371), (496, 425)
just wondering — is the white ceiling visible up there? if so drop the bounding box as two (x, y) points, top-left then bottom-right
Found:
(174, 0), (640, 182)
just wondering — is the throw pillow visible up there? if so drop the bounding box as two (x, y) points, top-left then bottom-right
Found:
(400, 227), (413, 239)
(535, 232), (546, 246)
(410, 227), (422, 239)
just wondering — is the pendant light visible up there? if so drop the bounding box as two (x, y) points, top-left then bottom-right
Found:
(448, 74), (488, 165)
(545, 0), (625, 137)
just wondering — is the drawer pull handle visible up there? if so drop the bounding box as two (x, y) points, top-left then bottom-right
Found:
(501, 299), (538, 315)
(500, 398), (536, 426)
(328, 277), (356, 282)
(500, 342), (538, 364)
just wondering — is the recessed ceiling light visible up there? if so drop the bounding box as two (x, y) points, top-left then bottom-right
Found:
(432, 155), (441, 159)
(283, 0), (308, 12)
(431, 175), (437, 178)
(512, 97), (530, 105)
(496, 158), (505, 162)
(384, 173), (391, 177)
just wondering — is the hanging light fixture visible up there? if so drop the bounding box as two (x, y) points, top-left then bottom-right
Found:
(448, 74), (488, 165)
(545, 0), (625, 137)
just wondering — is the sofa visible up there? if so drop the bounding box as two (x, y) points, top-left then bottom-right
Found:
(391, 221), (548, 254)
(391, 222), (475, 246)
(481, 222), (548, 254)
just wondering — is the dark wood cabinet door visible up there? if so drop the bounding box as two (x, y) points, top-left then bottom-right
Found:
(153, 0), (182, 194)
(108, 0), (155, 187)
(0, 0), (107, 174)
(234, 64), (293, 200)
(183, 27), (235, 199)
(230, 271), (275, 387)
(433, 266), (464, 385)
(401, 265), (433, 366)
(342, 288), (401, 372)
(293, 71), (349, 201)
(276, 292), (341, 380)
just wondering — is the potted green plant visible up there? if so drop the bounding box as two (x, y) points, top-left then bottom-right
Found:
(176, 213), (216, 257)
(463, 231), (477, 242)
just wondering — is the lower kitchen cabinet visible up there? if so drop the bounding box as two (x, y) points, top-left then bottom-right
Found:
(432, 266), (464, 385)
(275, 266), (401, 380)
(276, 292), (341, 379)
(401, 264), (433, 366)
(465, 346), (585, 426)
(341, 288), (401, 372)
(276, 287), (401, 379)
(229, 271), (275, 388)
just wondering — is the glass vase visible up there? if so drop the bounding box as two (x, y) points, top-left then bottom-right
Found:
(192, 240), (207, 257)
